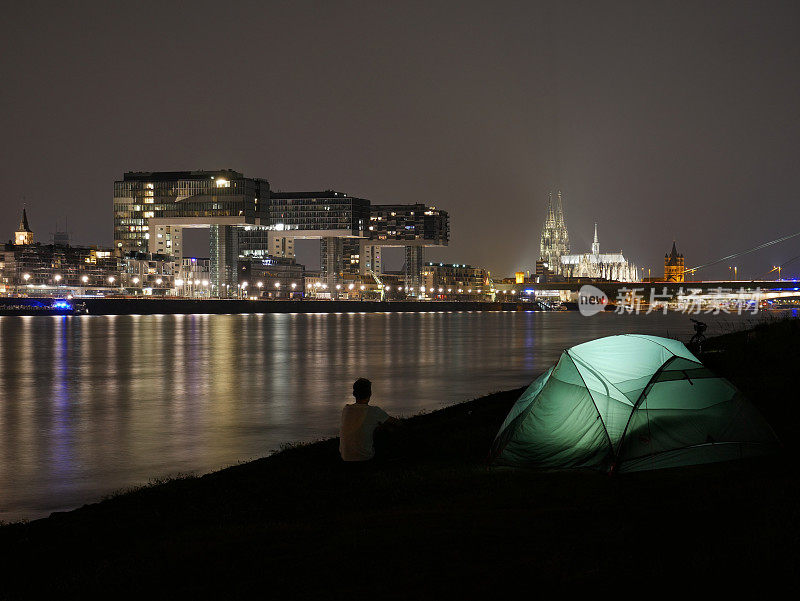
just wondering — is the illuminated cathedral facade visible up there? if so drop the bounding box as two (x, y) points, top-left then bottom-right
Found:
(539, 193), (638, 282)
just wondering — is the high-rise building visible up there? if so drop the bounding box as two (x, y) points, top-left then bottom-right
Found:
(664, 241), (685, 282)
(114, 170), (270, 294)
(114, 172), (449, 297)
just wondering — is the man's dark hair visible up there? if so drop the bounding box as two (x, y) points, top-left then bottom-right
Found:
(353, 378), (372, 400)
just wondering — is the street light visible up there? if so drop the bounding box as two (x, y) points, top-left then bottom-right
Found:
(132, 277), (139, 284)
(81, 275), (89, 284)
(108, 276), (115, 284)
(54, 274), (62, 283)
(155, 278), (163, 285)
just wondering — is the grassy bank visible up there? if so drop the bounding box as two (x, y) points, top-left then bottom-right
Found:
(1, 319), (798, 596)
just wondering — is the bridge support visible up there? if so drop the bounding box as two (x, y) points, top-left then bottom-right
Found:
(321, 236), (342, 294)
(405, 245), (424, 296)
(210, 225), (239, 297)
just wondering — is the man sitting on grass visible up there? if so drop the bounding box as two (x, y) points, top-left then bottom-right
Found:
(340, 378), (397, 462)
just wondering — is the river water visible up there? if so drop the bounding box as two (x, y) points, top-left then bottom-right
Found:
(0, 310), (763, 521)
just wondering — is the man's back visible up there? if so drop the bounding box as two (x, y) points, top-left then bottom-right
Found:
(340, 403), (390, 461)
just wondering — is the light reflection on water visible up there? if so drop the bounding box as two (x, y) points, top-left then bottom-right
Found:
(0, 311), (756, 521)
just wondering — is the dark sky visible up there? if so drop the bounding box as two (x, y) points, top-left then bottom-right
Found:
(2, 1), (799, 279)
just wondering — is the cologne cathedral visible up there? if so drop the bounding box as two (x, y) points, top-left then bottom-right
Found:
(539, 192), (638, 282)
(538, 191), (570, 271)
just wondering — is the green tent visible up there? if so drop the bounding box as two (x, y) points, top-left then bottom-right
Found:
(491, 334), (778, 472)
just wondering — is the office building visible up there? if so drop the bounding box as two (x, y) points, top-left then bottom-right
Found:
(115, 172), (449, 297)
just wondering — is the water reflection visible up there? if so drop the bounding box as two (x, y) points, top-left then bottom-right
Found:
(0, 311), (736, 520)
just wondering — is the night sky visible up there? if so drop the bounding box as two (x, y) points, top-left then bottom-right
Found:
(2, 1), (799, 279)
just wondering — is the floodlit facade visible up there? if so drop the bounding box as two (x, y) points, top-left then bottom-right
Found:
(560, 224), (638, 282)
(14, 208), (34, 246)
(663, 241), (685, 282)
(539, 191), (570, 272)
(539, 193), (638, 282)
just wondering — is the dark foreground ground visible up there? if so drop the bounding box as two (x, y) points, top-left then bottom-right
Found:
(1, 318), (798, 597)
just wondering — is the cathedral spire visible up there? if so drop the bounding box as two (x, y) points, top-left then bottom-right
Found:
(539, 190), (570, 273)
(15, 205), (34, 245)
(546, 192), (555, 224)
(592, 222), (599, 255)
(555, 191), (565, 227)
(18, 207), (32, 233)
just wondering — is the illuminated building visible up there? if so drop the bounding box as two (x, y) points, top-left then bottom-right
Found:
(421, 262), (490, 300)
(239, 257), (305, 299)
(539, 191), (570, 272)
(539, 192), (637, 282)
(1, 243), (118, 293)
(115, 172), (449, 297)
(560, 224), (638, 282)
(120, 252), (176, 294)
(663, 241), (685, 282)
(114, 170), (270, 294)
(14, 208), (34, 246)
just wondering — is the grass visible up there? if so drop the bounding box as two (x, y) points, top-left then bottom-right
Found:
(0, 318), (798, 596)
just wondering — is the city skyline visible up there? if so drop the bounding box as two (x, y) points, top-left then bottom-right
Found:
(2, 2), (799, 279)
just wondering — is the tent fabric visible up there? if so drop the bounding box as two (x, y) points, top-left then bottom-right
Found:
(491, 334), (778, 472)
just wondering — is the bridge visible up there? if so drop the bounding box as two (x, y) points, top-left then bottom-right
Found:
(493, 279), (800, 304)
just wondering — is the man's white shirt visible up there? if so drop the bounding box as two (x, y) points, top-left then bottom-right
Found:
(339, 403), (390, 461)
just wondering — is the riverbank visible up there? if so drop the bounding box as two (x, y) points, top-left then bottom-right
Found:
(0, 319), (797, 595)
(78, 298), (531, 315)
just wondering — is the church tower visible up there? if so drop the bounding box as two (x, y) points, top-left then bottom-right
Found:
(664, 241), (684, 282)
(591, 223), (600, 255)
(14, 207), (34, 246)
(539, 190), (570, 274)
